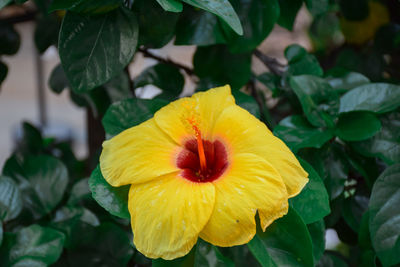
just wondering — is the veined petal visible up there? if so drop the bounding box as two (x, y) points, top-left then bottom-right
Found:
(199, 153), (288, 246)
(129, 173), (215, 260)
(100, 119), (180, 186)
(154, 85), (235, 144)
(213, 105), (308, 197)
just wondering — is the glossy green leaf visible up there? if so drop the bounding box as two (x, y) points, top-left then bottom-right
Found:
(49, 0), (121, 14)
(0, 224), (65, 266)
(59, 7), (138, 92)
(182, 0), (243, 35)
(339, 83), (400, 114)
(2, 155), (69, 219)
(285, 45), (323, 77)
(49, 64), (69, 94)
(277, 0), (302, 30)
(34, 14), (60, 54)
(51, 205), (99, 248)
(369, 164), (400, 267)
(175, 7), (226, 46)
(0, 220), (2, 246)
(194, 239), (235, 267)
(103, 71), (132, 103)
(336, 111), (381, 141)
(67, 177), (91, 205)
(232, 91), (260, 118)
(247, 235), (276, 267)
(134, 0), (179, 48)
(102, 98), (168, 136)
(255, 207), (314, 267)
(358, 211), (377, 267)
(17, 122), (44, 154)
(327, 72), (370, 92)
(308, 220), (325, 262)
(0, 61), (7, 86)
(290, 75), (339, 128)
(342, 195), (368, 233)
(0, 23), (20, 55)
(135, 63), (184, 100)
(273, 115), (334, 152)
(88, 165), (130, 219)
(222, 0), (280, 53)
(219, 244), (261, 266)
(156, 0), (183, 12)
(193, 45), (252, 90)
(351, 112), (400, 165)
(290, 159), (330, 224)
(0, 176), (22, 221)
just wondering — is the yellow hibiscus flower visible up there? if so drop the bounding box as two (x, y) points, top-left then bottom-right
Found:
(99, 85), (308, 260)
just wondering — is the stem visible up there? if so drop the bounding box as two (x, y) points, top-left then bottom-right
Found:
(124, 66), (136, 98)
(253, 49), (285, 76)
(138, 47), (195, 77)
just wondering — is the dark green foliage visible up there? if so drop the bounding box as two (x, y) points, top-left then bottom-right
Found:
(1, 0), (400, 266)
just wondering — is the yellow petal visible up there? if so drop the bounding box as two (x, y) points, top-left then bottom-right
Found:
(100, 119), (180, 186)
(213, 105), (308, 197)
(129, 173), (215, 260)
(199, 153), (288, 246)
(154, 85), (235, 144)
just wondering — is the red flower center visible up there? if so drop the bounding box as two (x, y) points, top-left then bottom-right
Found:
(177, 139), (228, 183)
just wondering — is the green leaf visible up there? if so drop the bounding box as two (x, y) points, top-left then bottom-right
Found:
(351, 112), (400, 165)
(34, 14), (60, 54)
(336, 111), (381, 141)
(102, 98), (168, 136)
(182, 0), (243, 35)
(307, 220), (325, 263)
(51, 205), (99, 248)
(326, 72), (370, 92)
(67, 177), (91, 205)
(316, 253), (348, 267)
(222, 0), (280, 53)
(0, 61), (7, 86)
(285, 45), (323, 76)
(195, 239), (235, 267)
(193, 45), (252, 90)
(277, 0), (302, 30)
(153, 248), (196, 267)
(247, 235), (277, 267)
(49, 0), (122, 14)
(358, 211), (377, 266)
(17, 122), (44, 154)
(0, 23), (20, 55)
(59, 7), (138, 92)
(369, 164), (400, 267)
(289, 75), (339, 128)
(0, 225), (65, 266)
(305, 0), (329, 17)
(290, 159), (330, 224)
(219, 244), (261, 266)
(3, 155), (69, 219)
(103, 71), (132, 103)
(273, 115), (334, 152)
(88, 165), (130, 219)
(0, 220), (2, 246)
(156, 0), (183, 12)
(134, 0), (179, 48)
(48, 64), (69, 94)
(342, 195), (369, 232)
(255, 207), (314, 267)
(135, 63), (184, 100)
(232, 91), (260, 118)
(175, 7), (226, 46)
(339, 83), (400, 114)
(339, 0), (369, 20)
(0, 176), (22, 221)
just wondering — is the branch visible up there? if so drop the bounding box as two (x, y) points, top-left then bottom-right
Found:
(253, 49), (285, 76)
(138, 47), (195, 77)
(124, 66), (136, 98)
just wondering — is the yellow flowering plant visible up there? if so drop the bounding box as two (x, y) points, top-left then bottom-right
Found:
(96, 85), (308, 260)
